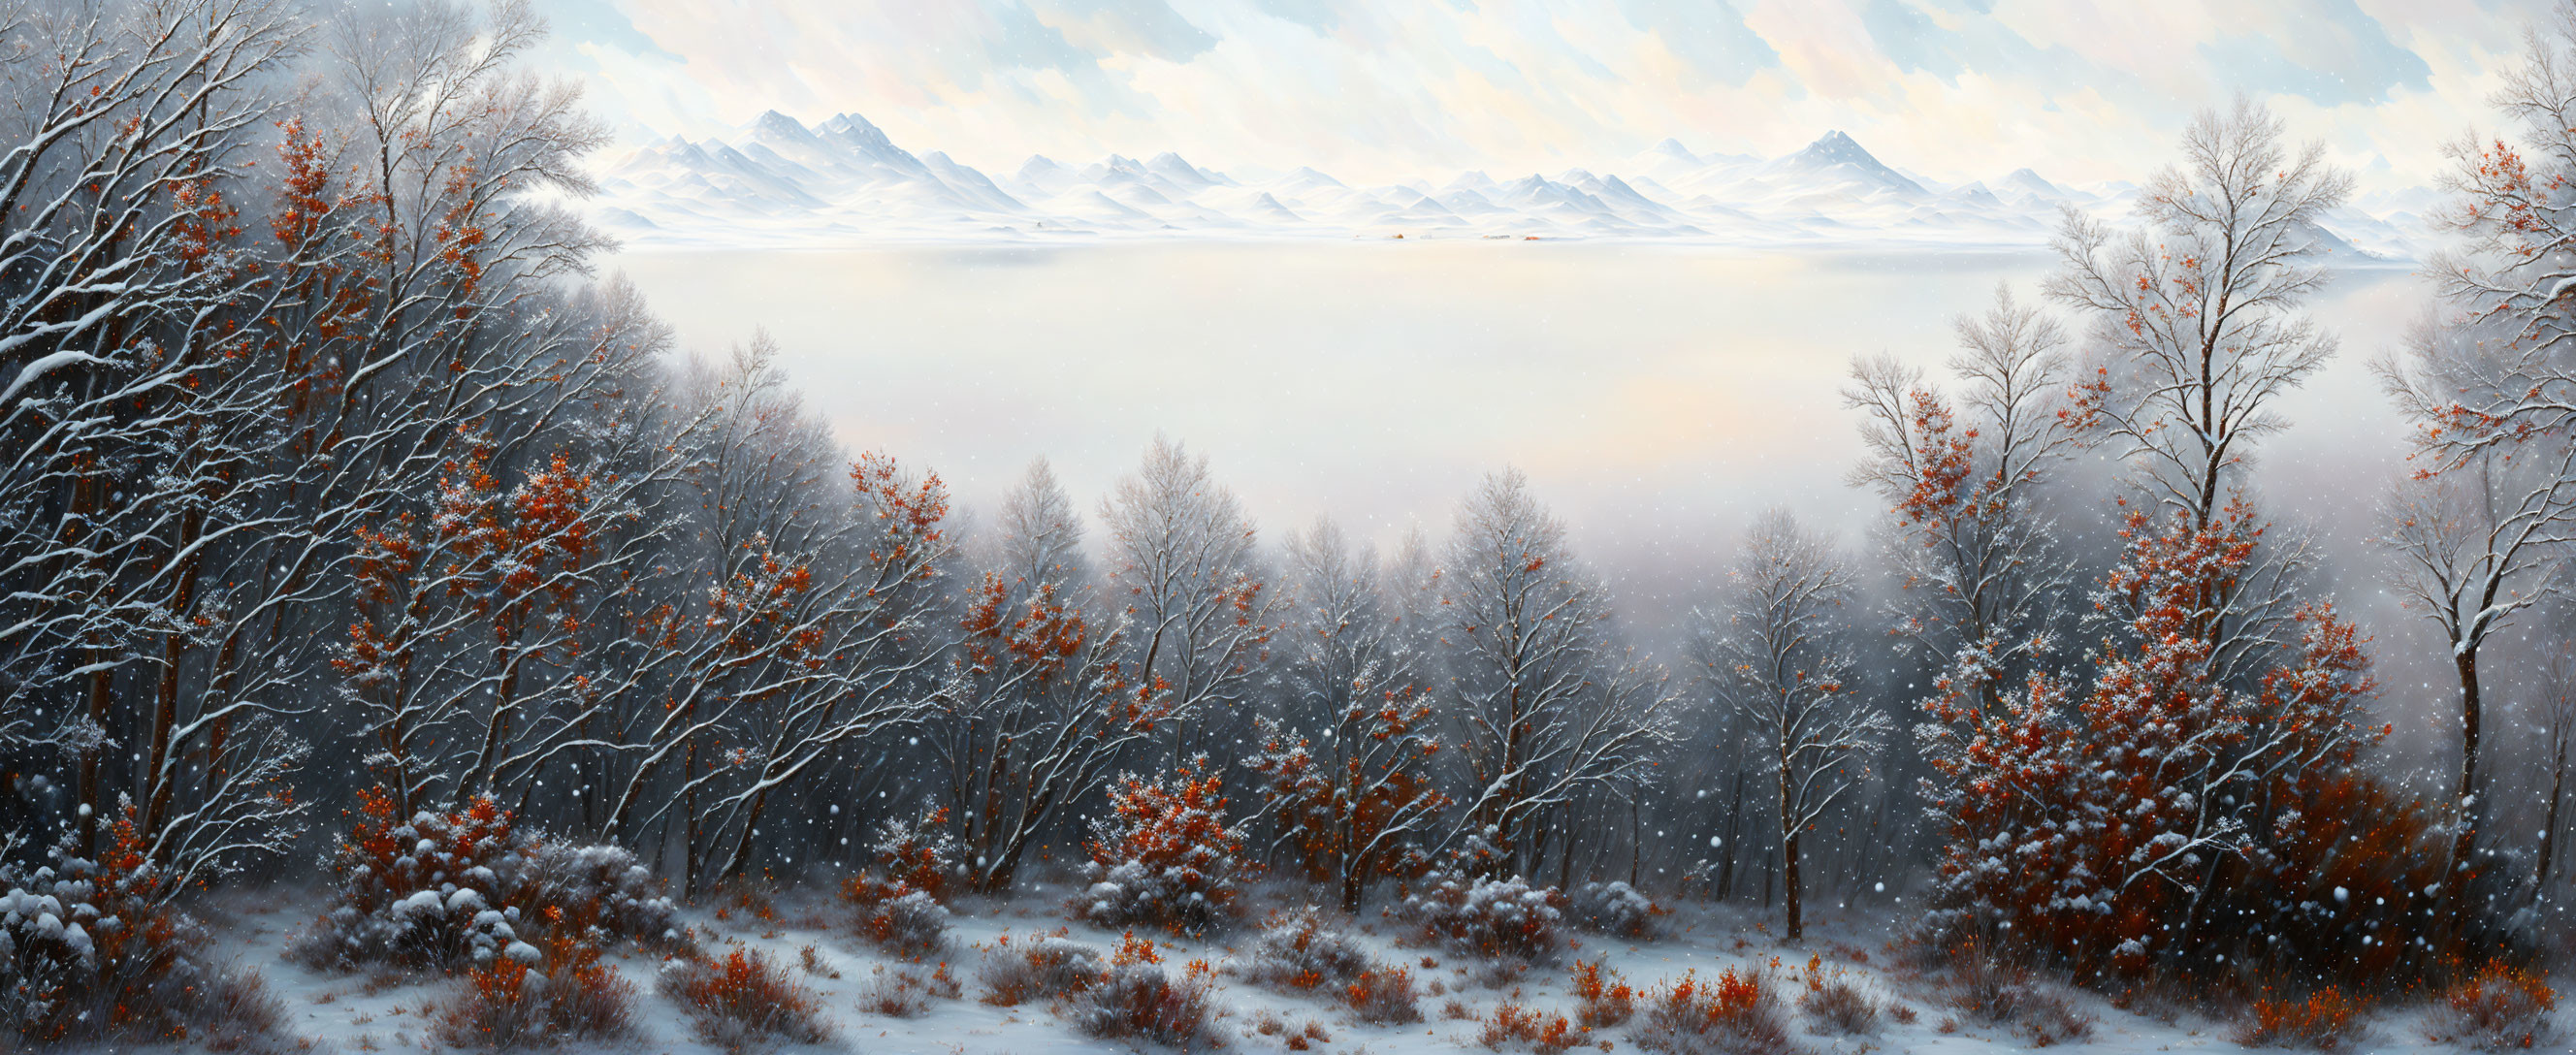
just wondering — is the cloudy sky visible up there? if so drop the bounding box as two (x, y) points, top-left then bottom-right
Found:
(539, 0), (2543, 197)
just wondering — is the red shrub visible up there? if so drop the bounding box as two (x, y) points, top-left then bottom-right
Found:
(1479, 1002), (1584, 1053)
(296, 786), (677, 973)
(1572, 959), (1635, 1028)
(435, 938), (634, 1048)
(0, 809), (261, 1046)
(656, 948), (829, 1047)
(1632, 969), (1795, 1055)
(1071, 938), (1219, 1047)
(2429, 963), (2558, 1051)
(2234, 987), (2366, 1050)
(1344, 967), (1421, 1024)
(1075, 759), (1243, 936)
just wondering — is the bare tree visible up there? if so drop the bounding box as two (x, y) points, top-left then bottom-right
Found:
(2377, 387), (2569, 884)
(2045, 98), (2349, 687)
(1098, 435), (1276, 764)
(1847, 285), (2088, 715)
(1695, 510), (1890, 941)
(1436, 469), (1678, 880)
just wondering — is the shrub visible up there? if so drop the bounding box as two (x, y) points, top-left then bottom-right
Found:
(1631, 969), (1796, 1055)
(1566, 881), (1659, 940)
(2427, 963), (2558, 1051)
(1571, 959), (1635, 1028)
(1396, 873), (1564, 964)
(1070, 933), (1219, 1047)
(0, 811), (279, 1048)
(1479, 1001), (1584, 1053)
(2233, 987), (2365, 1050)
(1345, 967), (1422, 1024)
(975, 932), (1108, 1006)
(435, 938), (634, 1049)
(1239, 909), (1370, 991)
(1798, 977), (1881, 1036)
(292, 787), (678, 974)
(1075, 760), (1243, 937)
(1938, 954), (2091, 1046)
(850, 888), (950, 958)
(869, 804), (961, 901)
(656, 947), (830, 1047)
(853, 962), (960, 1018)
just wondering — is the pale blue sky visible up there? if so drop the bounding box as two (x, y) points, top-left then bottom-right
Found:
(538, 0), (2541, 191)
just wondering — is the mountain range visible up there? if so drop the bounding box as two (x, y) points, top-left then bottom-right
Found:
(589, 112), (2427, 257)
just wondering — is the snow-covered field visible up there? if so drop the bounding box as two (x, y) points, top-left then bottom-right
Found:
(200, 882), (2531, 1055)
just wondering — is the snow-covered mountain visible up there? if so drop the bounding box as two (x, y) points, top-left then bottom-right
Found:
(590, 112), (2422, 256)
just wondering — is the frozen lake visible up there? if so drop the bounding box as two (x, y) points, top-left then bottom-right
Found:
(610, 241), (2429, 627)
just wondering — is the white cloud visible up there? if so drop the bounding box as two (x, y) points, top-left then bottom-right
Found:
(547, 0), (2548, 190)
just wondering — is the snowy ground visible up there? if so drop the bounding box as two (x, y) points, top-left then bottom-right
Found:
(199, 883), (2533, 1055)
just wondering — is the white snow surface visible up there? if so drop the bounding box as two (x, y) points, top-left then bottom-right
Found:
(194, 881), (2528, 1054)
(588, 114), (2427, 257)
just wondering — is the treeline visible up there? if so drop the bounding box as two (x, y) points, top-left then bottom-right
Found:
(3, 0), (2574, 1006)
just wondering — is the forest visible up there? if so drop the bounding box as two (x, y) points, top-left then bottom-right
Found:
(0, 0), (2571, 1052)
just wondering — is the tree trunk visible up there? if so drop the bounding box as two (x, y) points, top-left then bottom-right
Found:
(1783, 827), (1804, 942)
(2451, 649), (2485, 888)
(1778, 734), (1799, 939)
(2539, 731), (2566, 893)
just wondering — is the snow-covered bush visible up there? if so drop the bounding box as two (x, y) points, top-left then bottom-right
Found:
(975, 932), (1109, 1006)
(868, 805), (962, 901)
(1075, 760), (1243, 936)
(1631, 969), (1795, 1055)
(1071, 933), (1219, 1047)
(2427, 963), (2558, 1051)
(0, 812), (281, 1048)
(854, 962), (960, 1018)
(1396, 873), (1565, 964)
(838, 811), (957, 957)
(435, 938), (634, 1049)
(657, 947), (830, 1047)
(1238, 908), (1371, 991)
(857, 889), (951, 957)
(290, 788), (679, 974)
(1565, 880), (1659, 939)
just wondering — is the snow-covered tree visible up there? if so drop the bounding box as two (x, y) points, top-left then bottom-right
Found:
(931, 460), (1171, 895)
(1241, 519), (1448, 910)
(1436, 469), (1678, 881)
(1847, 285), (2091, 716)
(2045, 98), (2348, 687)
(1098, 435), (1276, 764)
(1694, 510), (1889, 941)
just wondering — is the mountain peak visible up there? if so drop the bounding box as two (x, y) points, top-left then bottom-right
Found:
(1771, 130), (1924, 195)
(751, 110), (811, 139)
